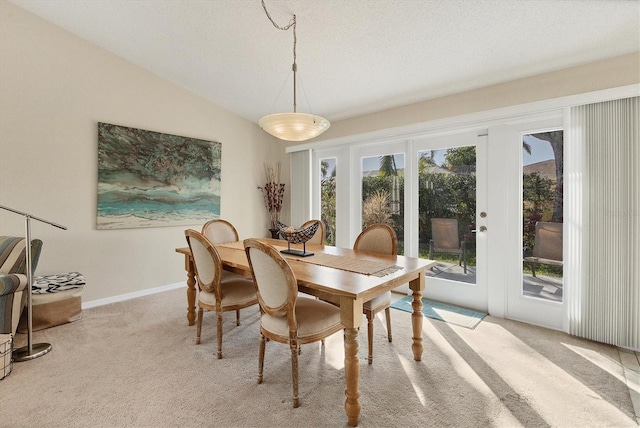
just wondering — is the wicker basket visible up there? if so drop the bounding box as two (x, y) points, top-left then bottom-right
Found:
(0, 334), (12, 380)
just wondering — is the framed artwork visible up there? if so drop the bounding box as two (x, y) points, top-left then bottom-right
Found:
(97, 122), (221, 230)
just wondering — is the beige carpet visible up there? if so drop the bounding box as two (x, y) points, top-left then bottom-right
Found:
(1, 287), (636, 427)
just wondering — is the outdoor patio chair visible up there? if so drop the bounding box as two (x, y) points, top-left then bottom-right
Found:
(523, 221), (563, 277)
(429, 218), (468, 274)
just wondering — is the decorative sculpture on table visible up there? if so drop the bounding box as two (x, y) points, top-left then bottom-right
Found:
(258, 162), (285, 238)
(276, 220), (319, 257)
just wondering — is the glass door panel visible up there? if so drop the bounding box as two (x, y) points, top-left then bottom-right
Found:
(418, 147), (476, 285)
(522, 131), (563, 302)
(414, 132), (487, 312)
(320, 157), (336, 245)
(361, 154), (405, 255)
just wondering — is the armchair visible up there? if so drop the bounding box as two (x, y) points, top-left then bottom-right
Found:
(0, 236), (43, 336)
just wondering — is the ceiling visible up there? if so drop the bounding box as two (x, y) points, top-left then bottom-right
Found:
(8, 0), (640, 125)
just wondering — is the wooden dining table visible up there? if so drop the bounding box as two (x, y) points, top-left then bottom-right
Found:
(176, 238), (435, 427)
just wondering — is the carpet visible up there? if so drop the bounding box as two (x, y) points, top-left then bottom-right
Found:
(2, 287), (636, 427)
(391, 295), (487, 329)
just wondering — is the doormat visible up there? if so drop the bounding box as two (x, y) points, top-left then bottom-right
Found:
(390, 296), (487, 329)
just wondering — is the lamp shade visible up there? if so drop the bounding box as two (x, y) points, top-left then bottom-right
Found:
(259, 112), (330, 142)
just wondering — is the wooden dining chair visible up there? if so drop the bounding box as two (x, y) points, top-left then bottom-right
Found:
(202, 219), (239, 245)
(353, 224), (398, 364)
(185, 229), (258, 359)
(244, 238), (344, 408)
(300, 219), (325, 245)
(202, 219), (246, 324)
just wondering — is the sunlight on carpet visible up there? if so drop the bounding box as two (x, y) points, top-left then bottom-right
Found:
(391, 296), (487, 329)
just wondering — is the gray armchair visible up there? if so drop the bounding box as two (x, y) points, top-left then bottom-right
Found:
(0, 236), (43, 336)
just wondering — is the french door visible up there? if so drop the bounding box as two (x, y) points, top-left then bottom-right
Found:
(411, 131), (488, 312)
(309, 116), (566, 330)
(493, 118), (565, 329)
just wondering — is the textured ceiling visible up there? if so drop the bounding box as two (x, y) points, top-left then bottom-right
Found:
(8, 0), (640, 124)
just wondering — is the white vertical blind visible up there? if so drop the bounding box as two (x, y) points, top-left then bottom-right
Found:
(568, 97), (639, 350)
(289, 150), (312, 228)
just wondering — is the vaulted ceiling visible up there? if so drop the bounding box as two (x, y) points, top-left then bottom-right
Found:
(8, 0), (640, 125)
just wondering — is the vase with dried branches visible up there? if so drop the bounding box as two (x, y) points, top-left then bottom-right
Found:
(258, 162), (285, 237)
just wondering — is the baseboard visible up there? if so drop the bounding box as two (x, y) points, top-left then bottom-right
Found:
(82, 282), (185, 310)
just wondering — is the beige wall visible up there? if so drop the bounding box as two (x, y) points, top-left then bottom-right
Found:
(1, 0), (637, 305)
(0, 1), (288, 303)
(318, 52), (640, 141)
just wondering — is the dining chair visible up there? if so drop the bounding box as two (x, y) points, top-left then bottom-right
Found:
(185, 229), (258, 359)
(300, 219), (325, 245)
(202, 219), (246, 324)
(353, 224), (398, 364)
(244, 238), (344, 408)
(201, 219), (239, 245)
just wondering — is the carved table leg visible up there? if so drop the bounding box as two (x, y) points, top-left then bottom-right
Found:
(410, 273), (425, 361)
(344, 327), (361, 427)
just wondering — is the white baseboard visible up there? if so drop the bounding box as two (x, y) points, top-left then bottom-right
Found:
(82, 282), (185, 310)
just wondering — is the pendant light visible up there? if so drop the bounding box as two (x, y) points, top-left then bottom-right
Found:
(258, 1), (330, 142)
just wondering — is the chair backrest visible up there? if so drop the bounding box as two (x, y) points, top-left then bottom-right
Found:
(532, 222), (563, 261)
(0, 236), (43, 275)
(430, 218), (460, 251)
(185, 229), (223, 294)
(300, 220), (325, 245)
(353, 224), (398, 255)
(0, 236), (43, 336)
(201, 219), (239, 245)
(244, 239), (297, 322)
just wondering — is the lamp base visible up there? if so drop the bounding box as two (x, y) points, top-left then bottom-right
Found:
(13, 342), (52, 362)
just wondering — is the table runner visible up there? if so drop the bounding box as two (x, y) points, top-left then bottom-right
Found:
(218, 241), (403, 277)
(290, 252), (403, 277)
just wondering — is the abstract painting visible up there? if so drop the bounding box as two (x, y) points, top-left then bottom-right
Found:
(97, 122), (221, 229)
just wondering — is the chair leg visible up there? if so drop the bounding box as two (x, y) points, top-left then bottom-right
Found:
(216, 312), (223, 359)
(366, 311), (374, 365)
(290, 341), (300, 408)
(236, 309), (240, 326)
(385, 307), (392, 343)
(257, 334), (266, 384)
(196, 307), (204, 345)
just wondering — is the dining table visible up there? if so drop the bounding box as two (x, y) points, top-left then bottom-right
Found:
(175, 238), (435, 427)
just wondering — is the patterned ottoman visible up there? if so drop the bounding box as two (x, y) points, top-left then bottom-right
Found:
(18, 272), (85, 332)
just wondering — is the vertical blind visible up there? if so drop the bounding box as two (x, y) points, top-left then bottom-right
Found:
(568, 96), (639, 350)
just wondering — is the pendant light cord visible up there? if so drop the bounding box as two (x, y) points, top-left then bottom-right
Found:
(261, 0), (298, 112)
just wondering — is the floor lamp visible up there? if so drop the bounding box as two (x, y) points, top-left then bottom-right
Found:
(0, 204), (67, 361)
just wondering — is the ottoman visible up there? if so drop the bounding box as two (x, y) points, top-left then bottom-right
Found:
(18, 272), (85, 332)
